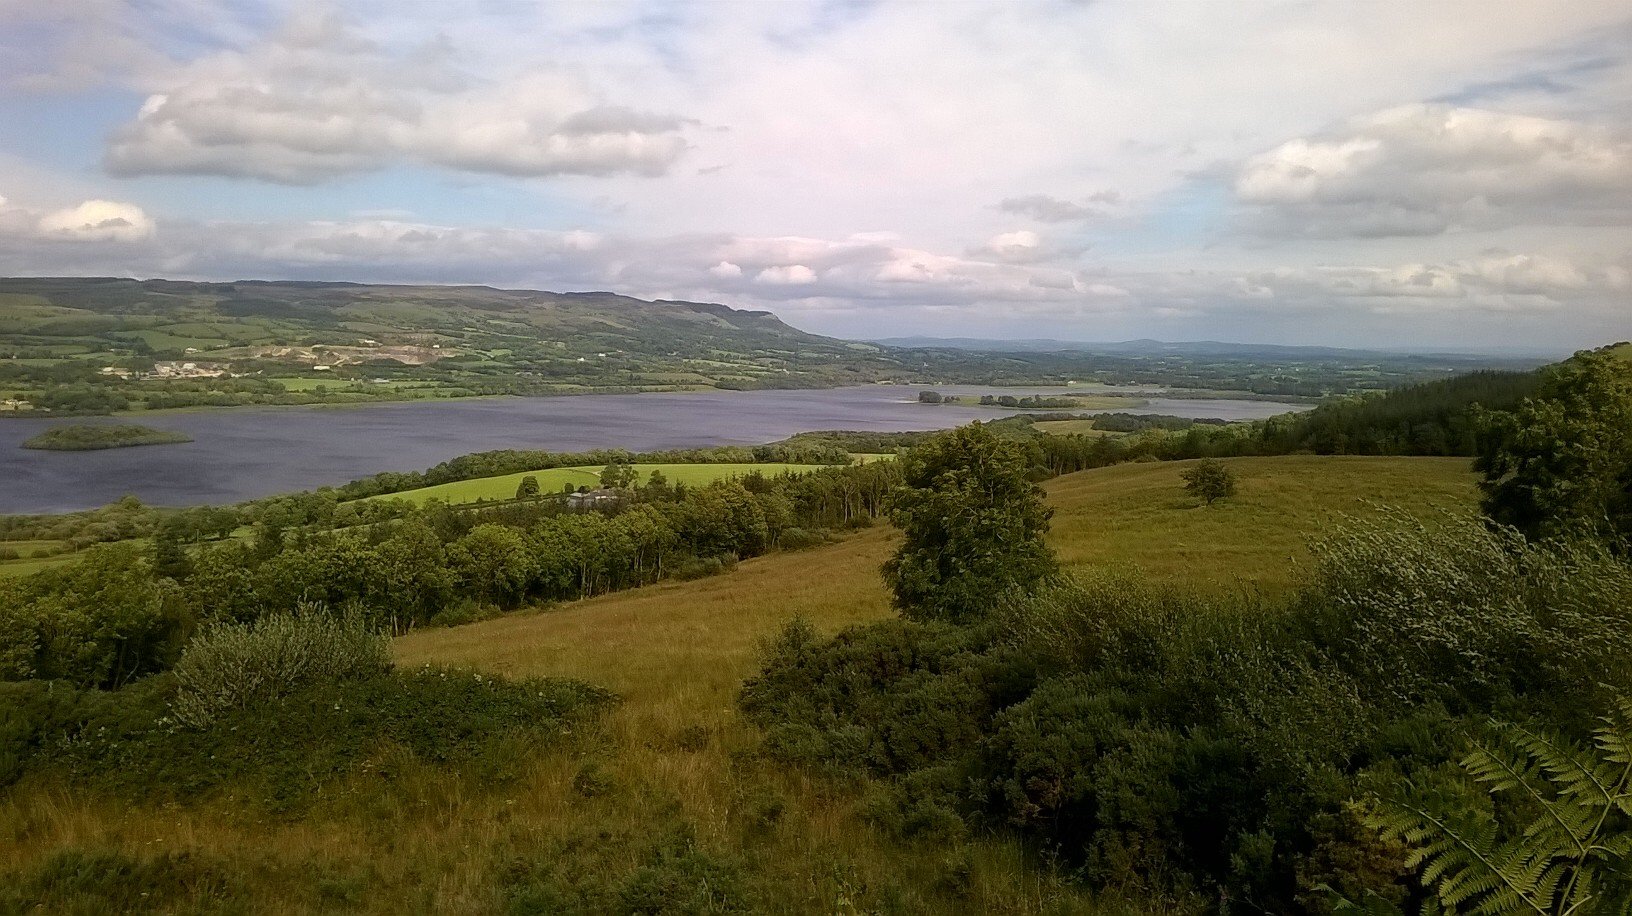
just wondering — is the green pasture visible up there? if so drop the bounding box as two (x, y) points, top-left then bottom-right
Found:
(362, 462), (833, 506)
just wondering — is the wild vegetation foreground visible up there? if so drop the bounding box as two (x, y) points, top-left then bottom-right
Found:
(3, 455), (1474, 914)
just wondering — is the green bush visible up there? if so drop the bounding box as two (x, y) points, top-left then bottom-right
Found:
(2, 664), (613, 809)
(169, 609), (391, 729)
(0, 848), (239, 915)
(1306, 510), (1632, 722)
(775, 527), (829, 550)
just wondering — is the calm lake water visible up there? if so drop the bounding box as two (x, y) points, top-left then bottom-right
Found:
(0, 386), (1307, 513)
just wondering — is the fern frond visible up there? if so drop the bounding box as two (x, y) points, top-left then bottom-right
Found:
(1465, 731), (1591, 857)
(1379, 796), (1551, 916)
(1507, 722), (1621, 811)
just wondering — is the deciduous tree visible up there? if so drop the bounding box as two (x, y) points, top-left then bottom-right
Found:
(882, 423), (1057, 623)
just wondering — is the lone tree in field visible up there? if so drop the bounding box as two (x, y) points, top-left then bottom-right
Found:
(1183, 459), (1237, 506)
(1475, 345), (1632, 547)
(514, 475), (540, 500)
(882, 423), (1057, 623)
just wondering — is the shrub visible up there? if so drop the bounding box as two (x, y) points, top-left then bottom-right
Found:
(0, 848), (240, 914)
(1306, 510), (1632, 720)
(169, 609), (391, 728)
(0, 544), (189, 688)
(615, 827), (751, 914)
(776, 527), (828, 550)
(427, 599), (503, 629)
(1181, 458), (1237, 506)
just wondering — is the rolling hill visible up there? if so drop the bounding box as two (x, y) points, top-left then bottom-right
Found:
(0, 277), (1540, 416)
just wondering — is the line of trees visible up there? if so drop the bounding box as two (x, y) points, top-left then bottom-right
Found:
(0, 460), (903, 689)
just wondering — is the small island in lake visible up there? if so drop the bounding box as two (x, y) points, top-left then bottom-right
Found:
(21, 424), (194, 451)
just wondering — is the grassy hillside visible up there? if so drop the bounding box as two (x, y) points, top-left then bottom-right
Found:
(3, 457), (1480, 913)
(0, 277), (902, 413)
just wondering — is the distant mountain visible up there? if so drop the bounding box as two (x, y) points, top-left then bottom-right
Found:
(0, 277), (912, 392)
(871, 336), (1558, 362)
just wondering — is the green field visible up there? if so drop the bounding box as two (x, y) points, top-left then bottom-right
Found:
(0, 552), (78, 577)
(365, 463), (836, 506)
(2, 456), (1484, 911)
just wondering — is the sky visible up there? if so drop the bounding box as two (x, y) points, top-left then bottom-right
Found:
(0, 0), (1628, 351)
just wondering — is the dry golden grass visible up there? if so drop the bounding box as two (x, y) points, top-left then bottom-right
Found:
(3, 456), (1480, 914)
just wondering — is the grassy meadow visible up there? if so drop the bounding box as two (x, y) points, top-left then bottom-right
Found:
(2, 456), (1480, 913)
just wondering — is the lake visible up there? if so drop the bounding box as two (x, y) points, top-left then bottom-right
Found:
(0, 386), (1308, 513)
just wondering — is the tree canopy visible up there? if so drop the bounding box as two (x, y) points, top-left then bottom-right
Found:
(1475, 346), (1632, 547)
(882, 423), (1057, 623)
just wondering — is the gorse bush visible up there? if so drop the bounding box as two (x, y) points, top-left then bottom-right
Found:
(169, 607), (391, 728)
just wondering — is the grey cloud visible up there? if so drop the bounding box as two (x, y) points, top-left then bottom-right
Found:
(557, 106), (695, 136)
(996, 193), (1116, 222)
(1235, 103), (1632, 238)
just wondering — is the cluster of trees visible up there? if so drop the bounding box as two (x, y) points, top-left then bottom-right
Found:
(743, 350), (1632, 913)
(976, 393), (1095, 409)
(1088, 412), (1226, 433)
(1, 459), (904, 689)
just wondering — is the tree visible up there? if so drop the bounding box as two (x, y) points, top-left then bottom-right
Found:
(918, 390), (943, 404)
(642, 469), (672, 501)
(882, 423), (1057, 623)
(1475, 347), (1632, 547)
(150, 516), (193, 580)
(514, 475), (540, 500)
(1182, 458), (1238, 506)
(600, 458), (637, 490)
(450, 524), (533, 607)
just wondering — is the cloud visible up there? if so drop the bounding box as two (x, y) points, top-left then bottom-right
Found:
(1235, 104), (1632, 237)
(0, 200), (1624, 348)
(754, 264), (819, 285)
(968, 229), (1089, 265)
(101, 11), (694, 184)
(996, 193), (1120, 222)
(36, 199), (154, 242)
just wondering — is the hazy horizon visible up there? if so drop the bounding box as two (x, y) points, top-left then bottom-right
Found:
(1, 1), (1627, 350)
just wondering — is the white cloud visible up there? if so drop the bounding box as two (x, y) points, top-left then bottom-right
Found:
(1235, 104), (1632, 237)
(754, 264), (819, 285)
(36, 199), (154, 242)
(707, 260), (743, 278)
(101, 11), (694, 184)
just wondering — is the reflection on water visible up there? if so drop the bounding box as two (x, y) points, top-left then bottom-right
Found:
(0, 385), (1307, 513)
